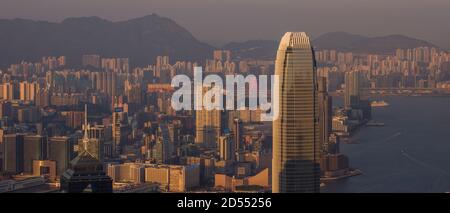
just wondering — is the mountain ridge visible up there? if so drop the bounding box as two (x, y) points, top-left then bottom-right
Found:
(314, 32), (437, 54)
(0, 15), (443, 67)
(223, 32), (441, 60)
(222, 40), (278, 60)
(0, 14), (214, 68)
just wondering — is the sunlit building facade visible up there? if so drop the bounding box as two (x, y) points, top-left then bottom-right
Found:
(272, 32), (320, 193)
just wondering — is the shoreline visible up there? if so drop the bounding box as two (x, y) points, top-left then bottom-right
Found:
(330, 93), (450, 98)
(320, 169), (363, 186)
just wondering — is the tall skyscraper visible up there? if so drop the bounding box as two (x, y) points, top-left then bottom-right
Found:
(232, 118), (243, 154)
(318, 77), (333, 154)
(106, 71), (117, 99)
(272, 32), (320, 193)
(0, 129), (4, 172)
(1, 82), (15, 101)
(82, 54), (101, 68)
(195, 108), (221, 148)
(213, 50), (231, 62)
(195, 86), (222, 148)
(23, 135), (47, 174)
(344, 70), (372, 120)
(156, 56), (170, 68)
(88, 125), (110, 158)
(36, 88), (50, 108)
(219, 133), (235, 162)
(19, 81), (39, 102)
(344, 70), (363, 109)
(2, 134), (24, 174)
(77, 105), (104, 161)
(48, 136), (73, 176)
(155, 56), (170, 79)
(0, 101), (12, 118)
(60, 105), (112, 193)
(151, 124), (171, 164)
(112, 106), (129, 156)
(101, 58), (129, 73)
(345, 70), (371, 108)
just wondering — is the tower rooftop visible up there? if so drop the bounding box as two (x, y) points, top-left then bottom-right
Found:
(278, 32), (311, 49)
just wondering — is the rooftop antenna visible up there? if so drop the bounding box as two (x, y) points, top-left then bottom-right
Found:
(83, 104), (90, 151)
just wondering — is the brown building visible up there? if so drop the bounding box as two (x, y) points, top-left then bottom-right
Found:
(320, 154), (350, 178)
(185, 156), (215, 185)
(48, 136), (73, 176)
(23, 135), (47, 174)
(215, 168), (270, 192)
(17, 107), (39, 123)
(144, 164), (200, 192)
(0, 101), (12, 118)
(33, 160), (57, 181)
(62, 111), (84, 129)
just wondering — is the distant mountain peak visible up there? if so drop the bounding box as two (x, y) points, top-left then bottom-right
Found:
(0, 15), (213, 68)
(134, 13), (161, 19)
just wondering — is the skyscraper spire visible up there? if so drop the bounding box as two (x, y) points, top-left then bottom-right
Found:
(61, 102), (112, 193)
(84, 104), (88, 138)
(83, 104), (90, 151)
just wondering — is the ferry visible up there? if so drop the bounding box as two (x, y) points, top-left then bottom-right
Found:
(371, 100), (389, 107)
(366, 122), (385, 127)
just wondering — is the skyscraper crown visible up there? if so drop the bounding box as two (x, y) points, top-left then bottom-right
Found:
(278, 32), (311, 49)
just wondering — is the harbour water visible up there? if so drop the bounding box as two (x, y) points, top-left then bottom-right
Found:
(323, 96), (450, 193)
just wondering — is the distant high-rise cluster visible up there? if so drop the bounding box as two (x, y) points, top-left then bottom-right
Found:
(316, 47), (450, 91)
(205, 50), (236, 73)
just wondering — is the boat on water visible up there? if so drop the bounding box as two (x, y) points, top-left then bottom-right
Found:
(371, 100), (389, 107)
(366, 121), (385, 127)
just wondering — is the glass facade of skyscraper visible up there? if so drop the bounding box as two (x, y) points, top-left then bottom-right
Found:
(272, 32), (320, 193)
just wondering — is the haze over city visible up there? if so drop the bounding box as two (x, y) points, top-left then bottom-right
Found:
(1, 0), (450, 198)
(0, 0), (449, 49)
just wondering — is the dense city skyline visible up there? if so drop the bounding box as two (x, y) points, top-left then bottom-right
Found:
(0, 0), (449, 49)
(1, 1), (450, 196)
(1, 36), (449, 193)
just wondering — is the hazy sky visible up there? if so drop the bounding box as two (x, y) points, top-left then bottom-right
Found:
(1, 0), (449, 49)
